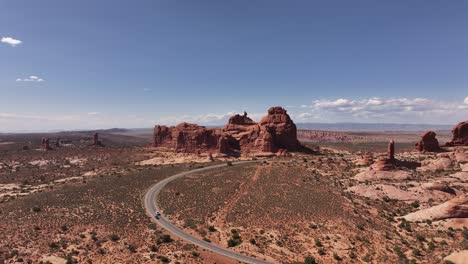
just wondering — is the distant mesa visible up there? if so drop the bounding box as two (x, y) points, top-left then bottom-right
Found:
(153, 106), (301, 156)
(446, 120), (468, 146)
(415, 131), (440, 152)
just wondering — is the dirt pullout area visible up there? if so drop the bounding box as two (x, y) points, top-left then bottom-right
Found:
(0, 161), (239, 263)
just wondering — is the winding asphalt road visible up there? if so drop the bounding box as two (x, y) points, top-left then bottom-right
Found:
(144, 161), (273, 264)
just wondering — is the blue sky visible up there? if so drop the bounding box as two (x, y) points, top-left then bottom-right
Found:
(1, 0), (467, 131)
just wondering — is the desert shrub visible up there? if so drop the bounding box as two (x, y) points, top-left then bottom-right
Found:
(317, 248), (325, 255)
(303, 256), (317, 264)
(333, 253), (342, 261)
(349, 251), (357, 259)
(110, 234), (120, 241)
(415, 234), (425, 242)
(428, 241), (435, 251)
(227, 238), (242, 247)
(184, 219), (197, 229)
(32, 206), (41, 212)
(410, 201), (420, 208)
(394, 245), (408, 262)
(128, 244), (137, 253)
(48, 242), (59, 249)
(362, 253), (372, 262)
(249, 238), (257, 245)
(149, 245), (157, 252)
(398, 219), (412, 232)
(161, 234), (174, 243)
(182, 244), (195, 251)
(314, 238), (322, 247)
(157, 256), (170, 263)
(461, 239), (468, 250)
(226, 161), (233, 166)
(208, 225), (216, 232)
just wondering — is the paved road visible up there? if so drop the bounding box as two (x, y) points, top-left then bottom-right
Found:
(144, 161), (273, 264)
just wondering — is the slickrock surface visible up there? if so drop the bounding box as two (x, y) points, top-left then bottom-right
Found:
(404, 194), (468, 221)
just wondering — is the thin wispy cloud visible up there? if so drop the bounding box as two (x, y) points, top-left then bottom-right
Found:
(1, 36), (22, 47)
(143, 88), (152, 92)
(16, 75), (45, 82)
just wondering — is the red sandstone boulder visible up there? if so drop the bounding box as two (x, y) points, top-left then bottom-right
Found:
(416, 131), (440, 152)
(41, 137), (52, 151)
(152, 107), (301, 155)
(447, 121), (468, 146)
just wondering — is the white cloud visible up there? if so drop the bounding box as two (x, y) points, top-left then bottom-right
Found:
(156, 111), (264, 126)
(464, 96), (468, 105)
(16, 75), (45, 82)
(1, 37), (22, 47)
(296, 97), (468, 123)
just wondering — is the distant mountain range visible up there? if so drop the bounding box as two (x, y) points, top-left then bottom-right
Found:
(1, 123), (455, 134)
(296, 123), (453, 132)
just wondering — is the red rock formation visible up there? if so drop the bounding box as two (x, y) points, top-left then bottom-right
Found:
(90, 133), (105, 147)
(152, 107), (301, 155)
(446, 121), (468, 146)
(41, 137), (52, 150)
(372, 140), (396, 171)
(388, 140), (395, 161)
(55, 138), (61, 147)
(415, 131), (440, 152)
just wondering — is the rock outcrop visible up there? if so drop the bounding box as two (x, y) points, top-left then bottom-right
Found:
(90, 133), (104, 147)
(415, 131), (440, 152)
(41, 138), (52, 150)
(371, 140), (396, 171)
(404, 194), (468, 221)
(153, 107), (301, 155)
(446, 121), (468, 146)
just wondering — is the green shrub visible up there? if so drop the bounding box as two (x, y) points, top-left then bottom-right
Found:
(304, 256), (316, 264)
(333, 253), (342, 261)
(128, 244), (137, 253)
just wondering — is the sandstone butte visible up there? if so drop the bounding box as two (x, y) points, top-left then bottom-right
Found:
(153, 106), (301, 155)
(415, 131), (441, 152)
(446, 120), (468, 146)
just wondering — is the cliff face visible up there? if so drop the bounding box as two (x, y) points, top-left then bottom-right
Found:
(153, 107), (300, 155)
